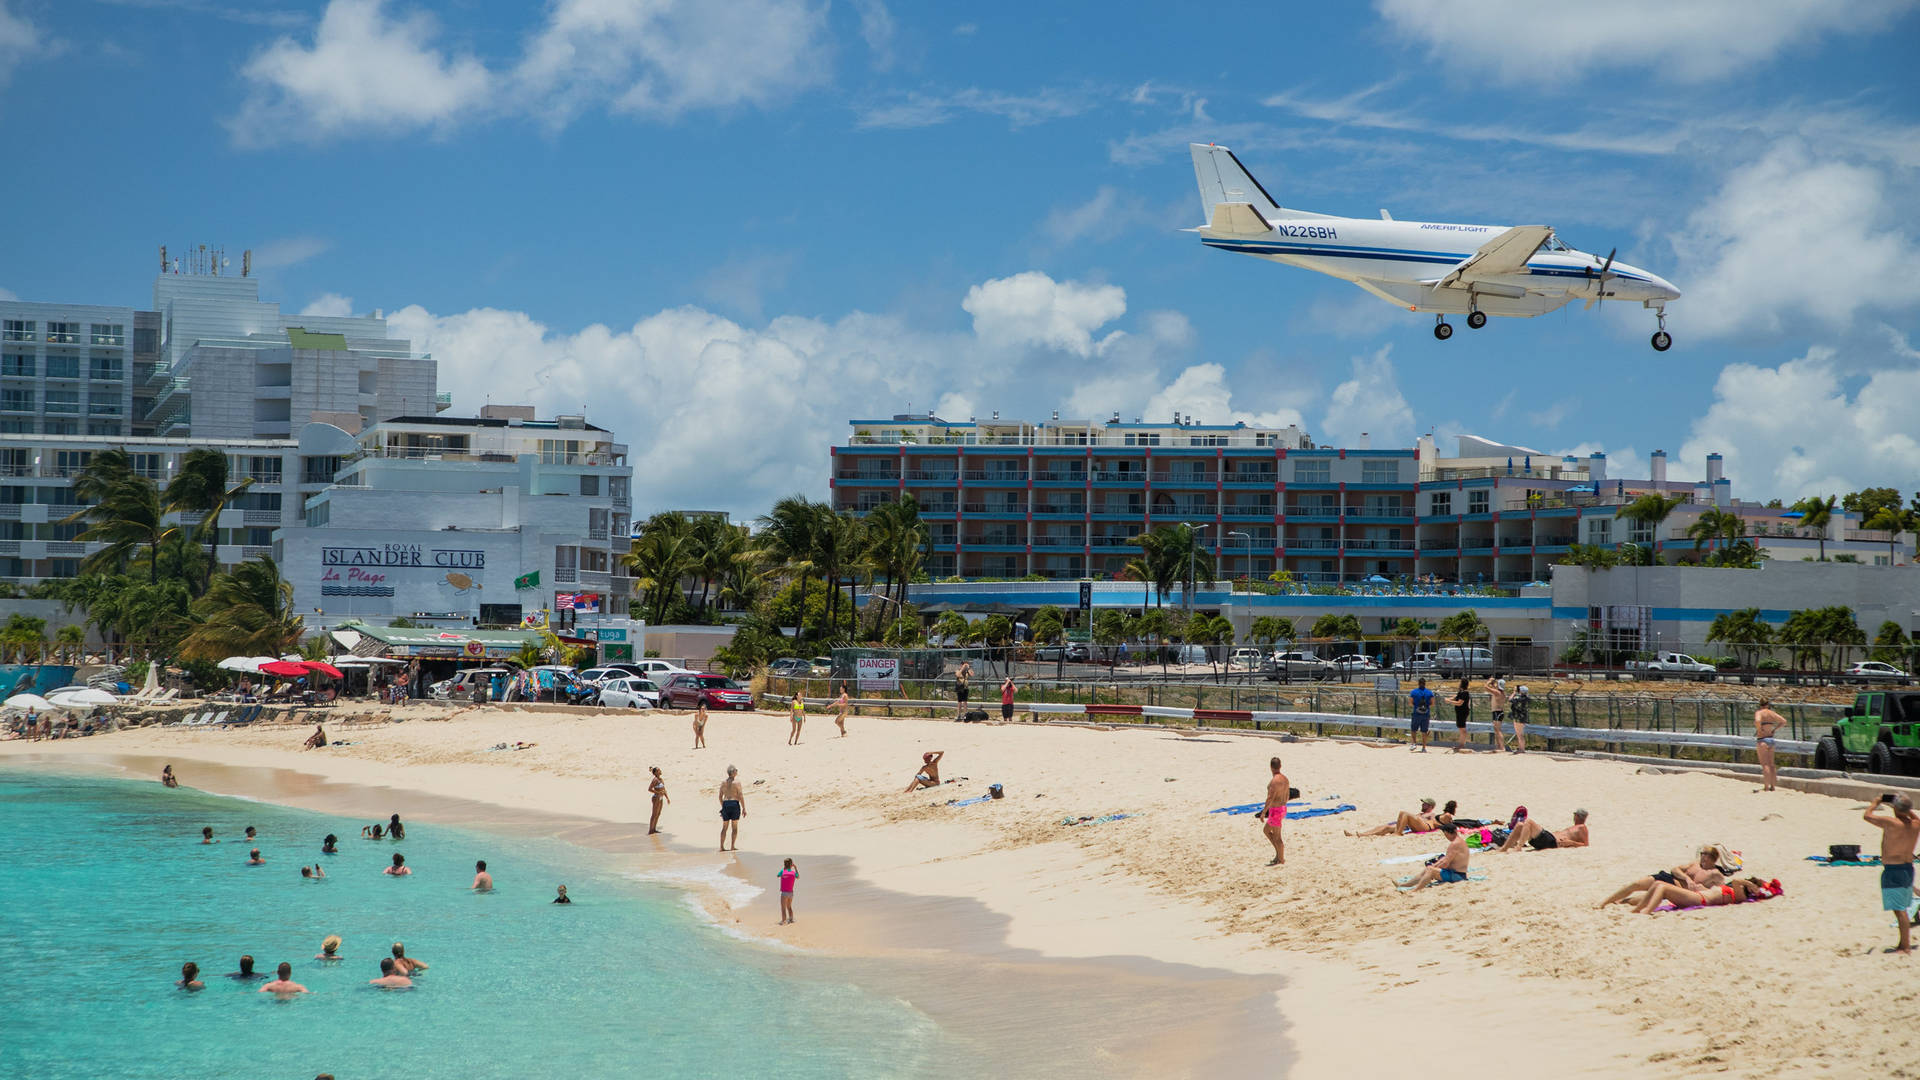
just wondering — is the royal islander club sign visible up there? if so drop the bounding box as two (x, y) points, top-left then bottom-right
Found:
(320, 544), (486, 598)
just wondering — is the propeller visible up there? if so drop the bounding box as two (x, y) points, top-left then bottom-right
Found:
(1583, 248), (1617, 310)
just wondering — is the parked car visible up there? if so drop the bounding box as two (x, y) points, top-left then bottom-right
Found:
(630, 659), (697, 680)
(661, 673), (756, 710)
(1814, 691), (1920, 773)
(1329, 654), (1380, 671)
(596, 676), (660, 709)
(1262, 651), (1330, 680)
(768, 657), (812, 678)
(1435, 647), (1496, 676)
(1392, 652), (1439, 674)
(1626, 651), (1717, 680)
(575, 667), (625, 686)
(1229, 647), (1267, 669)
(430, 667), (513, 701)
(1845, 661), (1911, 682)
(1034, 643), (1092, 662)
(809, 657), (834, 676)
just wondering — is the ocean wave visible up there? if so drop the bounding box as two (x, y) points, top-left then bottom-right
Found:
(626, 863), (764, 908)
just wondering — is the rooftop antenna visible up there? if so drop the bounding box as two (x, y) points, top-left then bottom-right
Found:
(242, 250), (252, 278)
(158, 245), (168, 273)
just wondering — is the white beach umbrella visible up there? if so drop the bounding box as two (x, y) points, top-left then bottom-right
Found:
(48, 687), (119, 708)
(217, 657), (260, 673)
(4, 693), (58, 711)
(143, 662), (161, 695)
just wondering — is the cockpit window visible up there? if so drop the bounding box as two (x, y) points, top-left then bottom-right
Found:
(1543, 234), (1571, 253)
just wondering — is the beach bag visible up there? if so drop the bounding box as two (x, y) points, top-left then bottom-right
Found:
(1829, 844), (1862, 863)
(962, 709), (989, 723)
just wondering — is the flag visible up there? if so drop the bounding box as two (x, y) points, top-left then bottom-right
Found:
(575, 593), (600, 614)
(554, 593), (576, 611)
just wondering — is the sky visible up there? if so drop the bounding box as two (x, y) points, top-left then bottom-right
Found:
(1, 0), (1916, 518)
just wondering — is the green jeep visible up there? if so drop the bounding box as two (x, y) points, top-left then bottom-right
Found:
(1815, 691), (1920, 774)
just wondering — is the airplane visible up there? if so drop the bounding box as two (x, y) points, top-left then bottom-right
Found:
(1189, 143), (1681, 350)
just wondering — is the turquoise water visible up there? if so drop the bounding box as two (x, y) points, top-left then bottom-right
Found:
(0, 769), (945, 1079)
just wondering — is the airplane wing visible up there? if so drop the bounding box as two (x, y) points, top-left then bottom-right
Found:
(1435, 226), (1553, 289)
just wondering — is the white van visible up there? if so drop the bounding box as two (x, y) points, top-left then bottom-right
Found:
(1435, 647), (1495, 676)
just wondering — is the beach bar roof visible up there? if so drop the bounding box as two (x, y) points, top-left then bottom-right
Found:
(346, 625), (549, 661)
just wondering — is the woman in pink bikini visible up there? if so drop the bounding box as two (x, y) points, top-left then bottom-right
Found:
(777, 858), (799, 924)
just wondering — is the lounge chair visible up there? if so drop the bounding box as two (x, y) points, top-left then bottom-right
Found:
(151, 688), (178, 703)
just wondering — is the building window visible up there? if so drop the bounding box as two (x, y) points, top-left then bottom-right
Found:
(87, 401), (122, 416)
(41, 419), (75, 435)
(43, 390), (79, 414)
(1430, 491), (1452, 515)
(50, 451), (93, 477)
(1123, 433), (1161, 446)
(610, 516), (628, 540)
(89, 356), (122, 380)
(538, 439), (582, 465)
(1588, 517), (1612, 544)
(88, 420), (121, 436)
(2, 320), (33, 342)
(0, 389), (29, 412)
(580, 474), (600, 496)
(237, 456), (283, 483)
(0, 419), (28, 433)
(1293, 459), (1331, 483)
(1, 354), (32, 377)
(301, 456), (343, 484)
(1468, 490), (1489, 514)
(46, 322), (80, 345)
(609, 475), (629, 503)
(588, 508), (609, 541)
(581, 548), (608, 573)
(1191, 435), (1228, 447)
(133, 327), (158, 354)
(1361, 460), (1398, 483)
(45, 356), (78, 379)
(90, 324), (125, 346)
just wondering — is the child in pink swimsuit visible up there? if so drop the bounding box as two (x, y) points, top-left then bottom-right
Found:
(777, 858), (798, 925)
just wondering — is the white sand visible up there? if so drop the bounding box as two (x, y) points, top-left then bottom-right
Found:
(6, 706), (1907, 1077)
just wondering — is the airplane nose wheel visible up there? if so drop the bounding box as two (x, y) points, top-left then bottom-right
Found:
(1650, 309), (1672, 352)
(1466, 310), (1487, 330)
(1433, 316), (1453, 341)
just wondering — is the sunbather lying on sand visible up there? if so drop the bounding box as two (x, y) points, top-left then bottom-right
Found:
(1347, 798), (1453, 837)
(1497, 807), (1589, 852)
(1597, 846), (1729, 907)
(1630, 875), (1783, 914)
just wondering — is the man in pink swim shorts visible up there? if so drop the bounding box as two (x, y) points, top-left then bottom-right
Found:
(1262, 756), (1290, 867)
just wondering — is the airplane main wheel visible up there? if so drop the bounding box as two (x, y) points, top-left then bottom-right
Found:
(1467, 311), (1487, 329)
(1433, 322), (1453, 341)
(1651, 331), (1672, 351)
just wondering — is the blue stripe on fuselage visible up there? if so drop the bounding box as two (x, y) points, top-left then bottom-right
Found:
(1200, 237), (1651, 282)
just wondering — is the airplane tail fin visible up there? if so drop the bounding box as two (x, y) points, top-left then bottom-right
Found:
(1190, 143), (1283, 221)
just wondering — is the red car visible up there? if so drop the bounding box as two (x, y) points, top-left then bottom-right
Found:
(661, 673), (755, 710)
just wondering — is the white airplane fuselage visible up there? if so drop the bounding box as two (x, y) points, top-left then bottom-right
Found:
(1199, 215), (1679, 317)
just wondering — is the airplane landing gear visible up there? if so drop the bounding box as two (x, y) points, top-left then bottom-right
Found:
(1467, 310), (1487, 330)
(1650, 308), (1672, 352)
(1433, 315), (1453, 341)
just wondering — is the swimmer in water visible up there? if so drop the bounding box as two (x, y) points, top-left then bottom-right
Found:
(259, 962), (308, 996)
(244, 826), (257, 843)
(161, 765), (179, 788)
(362, 824), (384, 840)
(227, 955), (265, 981)
(552, 884), (571, 904)
(321, 834), (338, 854)
(369, 957), (412, 989)
(387, 814), (405, 840)
(177, 961), (204, 991)
(247, 848), (266, 865)
(384, 853), (410, 876)
(316, 935), (343, 961)
(201, 826), (215, 844)
(390, 942), (426, 975)
(472, 860), (492, 891)
(301, 863), (326, 880)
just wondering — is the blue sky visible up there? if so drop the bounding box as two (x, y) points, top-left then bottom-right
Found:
(1, 0), (1917, 516)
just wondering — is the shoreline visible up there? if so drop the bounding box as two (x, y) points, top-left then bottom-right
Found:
(6, 703), (1895, 1077)
(1, 745), (1289, 1079)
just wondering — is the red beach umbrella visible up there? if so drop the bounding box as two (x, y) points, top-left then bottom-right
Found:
(301, 661), (344, 679)
(259, 661), (311, 678)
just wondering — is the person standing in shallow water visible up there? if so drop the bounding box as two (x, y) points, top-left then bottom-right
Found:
(777, 858), (798, 925)
(647, 767), (669, 835)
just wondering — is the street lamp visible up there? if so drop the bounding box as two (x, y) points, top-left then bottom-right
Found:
(1228, 530), (1251, 589)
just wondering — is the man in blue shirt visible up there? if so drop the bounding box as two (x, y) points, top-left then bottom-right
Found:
(1408, 678), (1434, 753)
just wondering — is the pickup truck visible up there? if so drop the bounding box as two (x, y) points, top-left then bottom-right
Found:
(1262, 651), (1330, 681)
(1627, 652), (1718, 680)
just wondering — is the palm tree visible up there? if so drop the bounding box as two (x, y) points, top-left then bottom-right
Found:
(622, 525), (697, 626)
(164, 448), (253, 594)
(1136, 608), (1171, 674)
(757, 496), (822, 638)
(1092, 609), (1129, 669)
(1389, 616), (1423, 668)
(864, 496), (928, 613)
(61, 454), (177, 585)
(930, 610), (969, 646)
(178, 556), (304, 661)
(1615, 493), (1687, 564)
(1707, 607), (1773, 673)
(1794, 495), (1839, 560)
(1863, 507), (1906, 565)
(1685, 507), (1737, 561)
(53, 623), (86, 663)
(811, 508), (865, 637)
(0, 613), (47, 663)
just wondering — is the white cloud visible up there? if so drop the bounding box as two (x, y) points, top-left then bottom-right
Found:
(1374, 0), (1916, 82)
(961, 271), (1126, 357)
(1320, 346), (1413, 447)
(252, 235), (332, 271)
(1555, 442), (1651, 489)
(849, 0), (895, 70)
(696, 252), (796, 322)
(0, 286), (16, 301)
(300, 293), (355, 317)
(512, 0), (831, 124)
(0, 0), (41, 87)
(1141, 363), (1305, 431)
(96, 0), (308, 29)
(1678, 345), (1920, 501)
(1674, 142), (1920, 337)
(231, 0), (489, 144)
(856, 86), (1094, 130)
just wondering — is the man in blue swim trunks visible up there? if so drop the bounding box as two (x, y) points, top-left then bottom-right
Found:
(1399, 822), (1470, 893)
(1864, 793), (1920, 954)
(1408, 678), (1434, 753)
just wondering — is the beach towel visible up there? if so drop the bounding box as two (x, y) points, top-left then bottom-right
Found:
(1805, 855), (1882, 866)
(949, 794), (994, 808)
(1380, 851), (1446, 865)
(1394, 871), (1486, 889)
(1210, 795), (1345, 816)
(1061, 814), (1130, 827)
(1287, 804), (1357, 821)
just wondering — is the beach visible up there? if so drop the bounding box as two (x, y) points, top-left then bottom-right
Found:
(5, 705), (1909, 1078)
